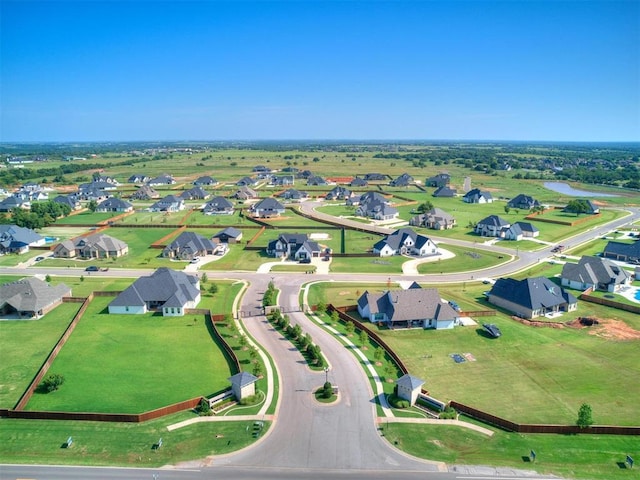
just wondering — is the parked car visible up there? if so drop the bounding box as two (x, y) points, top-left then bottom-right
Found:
(34, 256), (44, 262)
(85, 265), (99, 272)
(299, 257), (311, 264)
(190, 257), (200, 264)
(100, 267), (109, 272)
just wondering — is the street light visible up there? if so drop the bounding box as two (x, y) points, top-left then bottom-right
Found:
(324, 366), (330, 383)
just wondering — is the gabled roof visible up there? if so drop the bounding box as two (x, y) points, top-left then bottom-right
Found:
(603, 241), (640, 259)
(396, 374), (425, 390)
(489, 277), (577, 311)
(213, 227), (242, 239)
(130, 185), (159, 199)
(562, 256), (631, 286)
(53, 195), (78, 208)
(236, 176), (256, 186)
(204, 196), (233, 210)
(477, 215), (509, 227)
(463, 188), (492, 201)
(350, 177), (368, 187)
(514, 221), (538, 233)
(97, 197), (132, 210)
(278, 188), (307, 199)
(164, 231), (215, 253)
(109, 268), (199, 308)
(359, 287), (457, 323)
(390, 172), (413, 186)
(148, 174), (176, 184)
(252, 197), (284, 212)
(1, 277), (71, 313)
(73, 233), (128, 253)
(194, 175), (217, 185)
(179, 187), (209, 200)
(151, 195), (183, 209)
(507, 194), (540, 209)
(0, 225), (43, 249)
(432, 186), (457, 197)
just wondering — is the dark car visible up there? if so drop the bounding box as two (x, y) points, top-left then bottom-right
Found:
(34, 256), (45, 262)
(482, 323), (502, 338)
(85, 265), (99, 272)
(299, 258), (311, 264)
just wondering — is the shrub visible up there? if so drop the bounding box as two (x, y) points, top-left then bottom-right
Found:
(195, 398), (212, 416)
(41, 373), (65, 392)
(439, 406), (457, 420)
(322, 381), (333, 399)
(388, 393), (409, 409)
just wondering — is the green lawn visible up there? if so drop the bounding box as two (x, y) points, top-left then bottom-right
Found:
(115, 211), (187, 225)
(25, 296), (234, 413)
(416, 244), (509, 274)
(382, 422), (640, 480)
(0, 414), (268, 467)
(330, 255), (407, 274)
(56, 212), (119, 225)
(0, 302), (81, 408)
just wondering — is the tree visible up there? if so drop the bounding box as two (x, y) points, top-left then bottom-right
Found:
(374, 347), (384, 365)
(566, 199), (591, 216)
(384, 362), (396, 381)
(45, 274), (51, 283)
(239, 334), (248, 350)
(345, 321), (356, 336)
(249, 346), (259, 363)
(87, 200), (98, 212)
(200, 272), (208, 284)
(576, 403), (593, 429)
(503, 205), (511, 215)
(42, 373), (65, 392)
(315, 301), (326, 316)
(209, 283), (218, 295)
(252, 362), (263, 377)
(322, 381), (333, 399)
(330, 310), (339, 325)
(359, 329), (369, 348)
(416, 200), (434, 213)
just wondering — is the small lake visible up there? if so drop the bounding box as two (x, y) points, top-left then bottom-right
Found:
(543, 182), (620, 197)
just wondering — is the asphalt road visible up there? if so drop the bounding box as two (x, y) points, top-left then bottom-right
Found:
(1, 206), (638, 479)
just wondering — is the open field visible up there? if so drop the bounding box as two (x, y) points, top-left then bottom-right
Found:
(0, 302), (82, 408)
(56, 212), (118, 225)
(308, 280), (640, 425)
(25, 296), (234, 413)
(416, 244), (509, 274)
(382, 422), (640, 480)
(0, 414), (267, 467)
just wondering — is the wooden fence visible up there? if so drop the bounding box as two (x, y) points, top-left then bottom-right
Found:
(579, 293), (640, 314)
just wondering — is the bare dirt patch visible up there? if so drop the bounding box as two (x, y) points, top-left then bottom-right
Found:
(566, 317), (640, 341)
(339, 291), (351, 295)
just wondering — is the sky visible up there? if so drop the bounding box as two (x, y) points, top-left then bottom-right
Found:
(1, 0), (638, 142)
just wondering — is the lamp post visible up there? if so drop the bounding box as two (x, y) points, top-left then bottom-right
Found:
(324, 366), (330, 384)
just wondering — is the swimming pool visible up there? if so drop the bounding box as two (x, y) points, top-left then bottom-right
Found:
(44, 236), (58, 243)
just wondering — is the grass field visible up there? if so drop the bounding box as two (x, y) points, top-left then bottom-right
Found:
(25, 296), (234, 413)
(382, 422), (640, 480)
(0, 302), (81, 408)
(307, 280), (640, 426)
(0, 414), (267, 467)
(416, 244), (509, 274)
(56, 212), (119, 225)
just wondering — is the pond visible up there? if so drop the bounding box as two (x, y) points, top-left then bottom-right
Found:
(543, 182), (619, 197)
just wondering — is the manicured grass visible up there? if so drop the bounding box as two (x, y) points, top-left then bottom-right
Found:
(0, 414), (268, 467)
(270, 264), (317, 273)
(330, 255), (407, 274)
(382, 422), (640, 480)
(0, 250), (41, 267)
(201, 247), (271, 271)
(116, 211), (186, 225)
(0, 302), (81, 408)
(56, 212), (118, 225)
(25, 296), (234, 413)
(416, 244), (508, 274)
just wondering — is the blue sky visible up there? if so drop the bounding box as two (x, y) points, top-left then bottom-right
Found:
(1, 0), (638, 142)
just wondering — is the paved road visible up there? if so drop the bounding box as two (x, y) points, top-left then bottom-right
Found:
(2, 206), (638, 479)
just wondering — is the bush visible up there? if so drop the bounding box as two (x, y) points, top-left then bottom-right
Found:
(322, 381), (333, 399)
(439, 406), (457, 420)
(195, 398), (212, 416)
(388, 393), (409, 409)
(41, 373), (64, 392)
(239, 394), (260, 406)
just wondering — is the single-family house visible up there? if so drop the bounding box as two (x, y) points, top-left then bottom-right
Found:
(203, 196), (234, 215)
(350, 177), (368, 187)
(432, 186), (457, 198)
(81, 180), (117, 191)
(96, 197), (133, 213)
(296, 169), (313, 180)
(128, 173), (150, 184)
(0, 225), (45, 254)
(502, 222), (539, 241)
(267, 233), (321, 260)
(0, 196), (29, 212)
(162, 231), (215, 260)
(252, 165), (271, 174)
(236, 176), (257, 187)
(306, 175), (328, 186)
(179, 187), (210, 201)
(463, 188), (493, 204)
(193, 175), (218, 186)
(561, 256), (632, 293)
(148, 174), (176, 186)
(53, 195), (80, 210)
(426, 173), (451, 188)
(212, 227), (243, 244)
(356, 191), (398, 220)
(149, 195), (184, 212)
(357, 286), (459, 329)
(325, 186), (353, 201)
(487, 276), (577, 319)
(231, 186), (258, 201)
(410, 208), (456, 230)
(389, 173), (413, 187)
(603, 241), (640, 265)
(75, 185), (112, 202)
(108, 267), (200, 316)
(130, 185), (160, 200)
(507, 194), (540, 210)
(475, 215), (510, 237)
(277, 188), (308, 202)
(373, 228), (438, 257)
(250, 198), (285, 218)
(363, 173), (386, 181)
(53, 233), (129, 259)
(271, 175), (295, 187)
(94, 175), (120, 186)
(0, 277), (71, 318)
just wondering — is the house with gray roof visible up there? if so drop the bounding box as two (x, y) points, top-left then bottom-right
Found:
(162, 231), (215, 260)
(53, 195), (80, 210)
(148, 174), (176, 186)
(410, 208), (456, 230)
(0, 225), (45, 254)
(502, 221), (539, 241)
(432, 186), (457, 197)
(128, 173), (150, 184)
(96, 197), (133, 213)
(363, 173), (386, 181)
(426, 173), (451, 188)
(325, 186), (353, 201)
(271, 175), (295, 187)
(149, 195), (184, 212)
(0, 196), (29, 212)
(306, 175), (328, 186)
(231, 186), (258, 201)
(250, 198), (285, 218)
(80, 180), (117, 191)
(350, 177), (368, 187)
(561, 256), (631, 293)
(463, 188), (493, 204)
(373, 228), (438, 257)
(75, 184), (112, 202)
(1, 277), (71, 318)
(130, 185), (160, 200)
(179, 187), (210, 201)
(355, 191), (398, 220)
(108, 267), (200, 316)
(193, 175), (218, 186)
(53, 233), (128, 259)
(487, 277), (577, 319)
(236, 176), (257, 187)
(357, 285), (459, 330)
(507, 194), (540, 210)
(389, 172), (413, 187)
(267, 233), (321, 260)
(229, 371), (259, 400)
(475, 215), (510, 237)
(203, 196), (234, 215)
(277, 188), (308, 202)
(212, 227), (243, 244)
(603, 241), (640, 264)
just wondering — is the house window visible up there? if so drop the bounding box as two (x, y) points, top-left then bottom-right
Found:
(125, 306), (129, 312)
